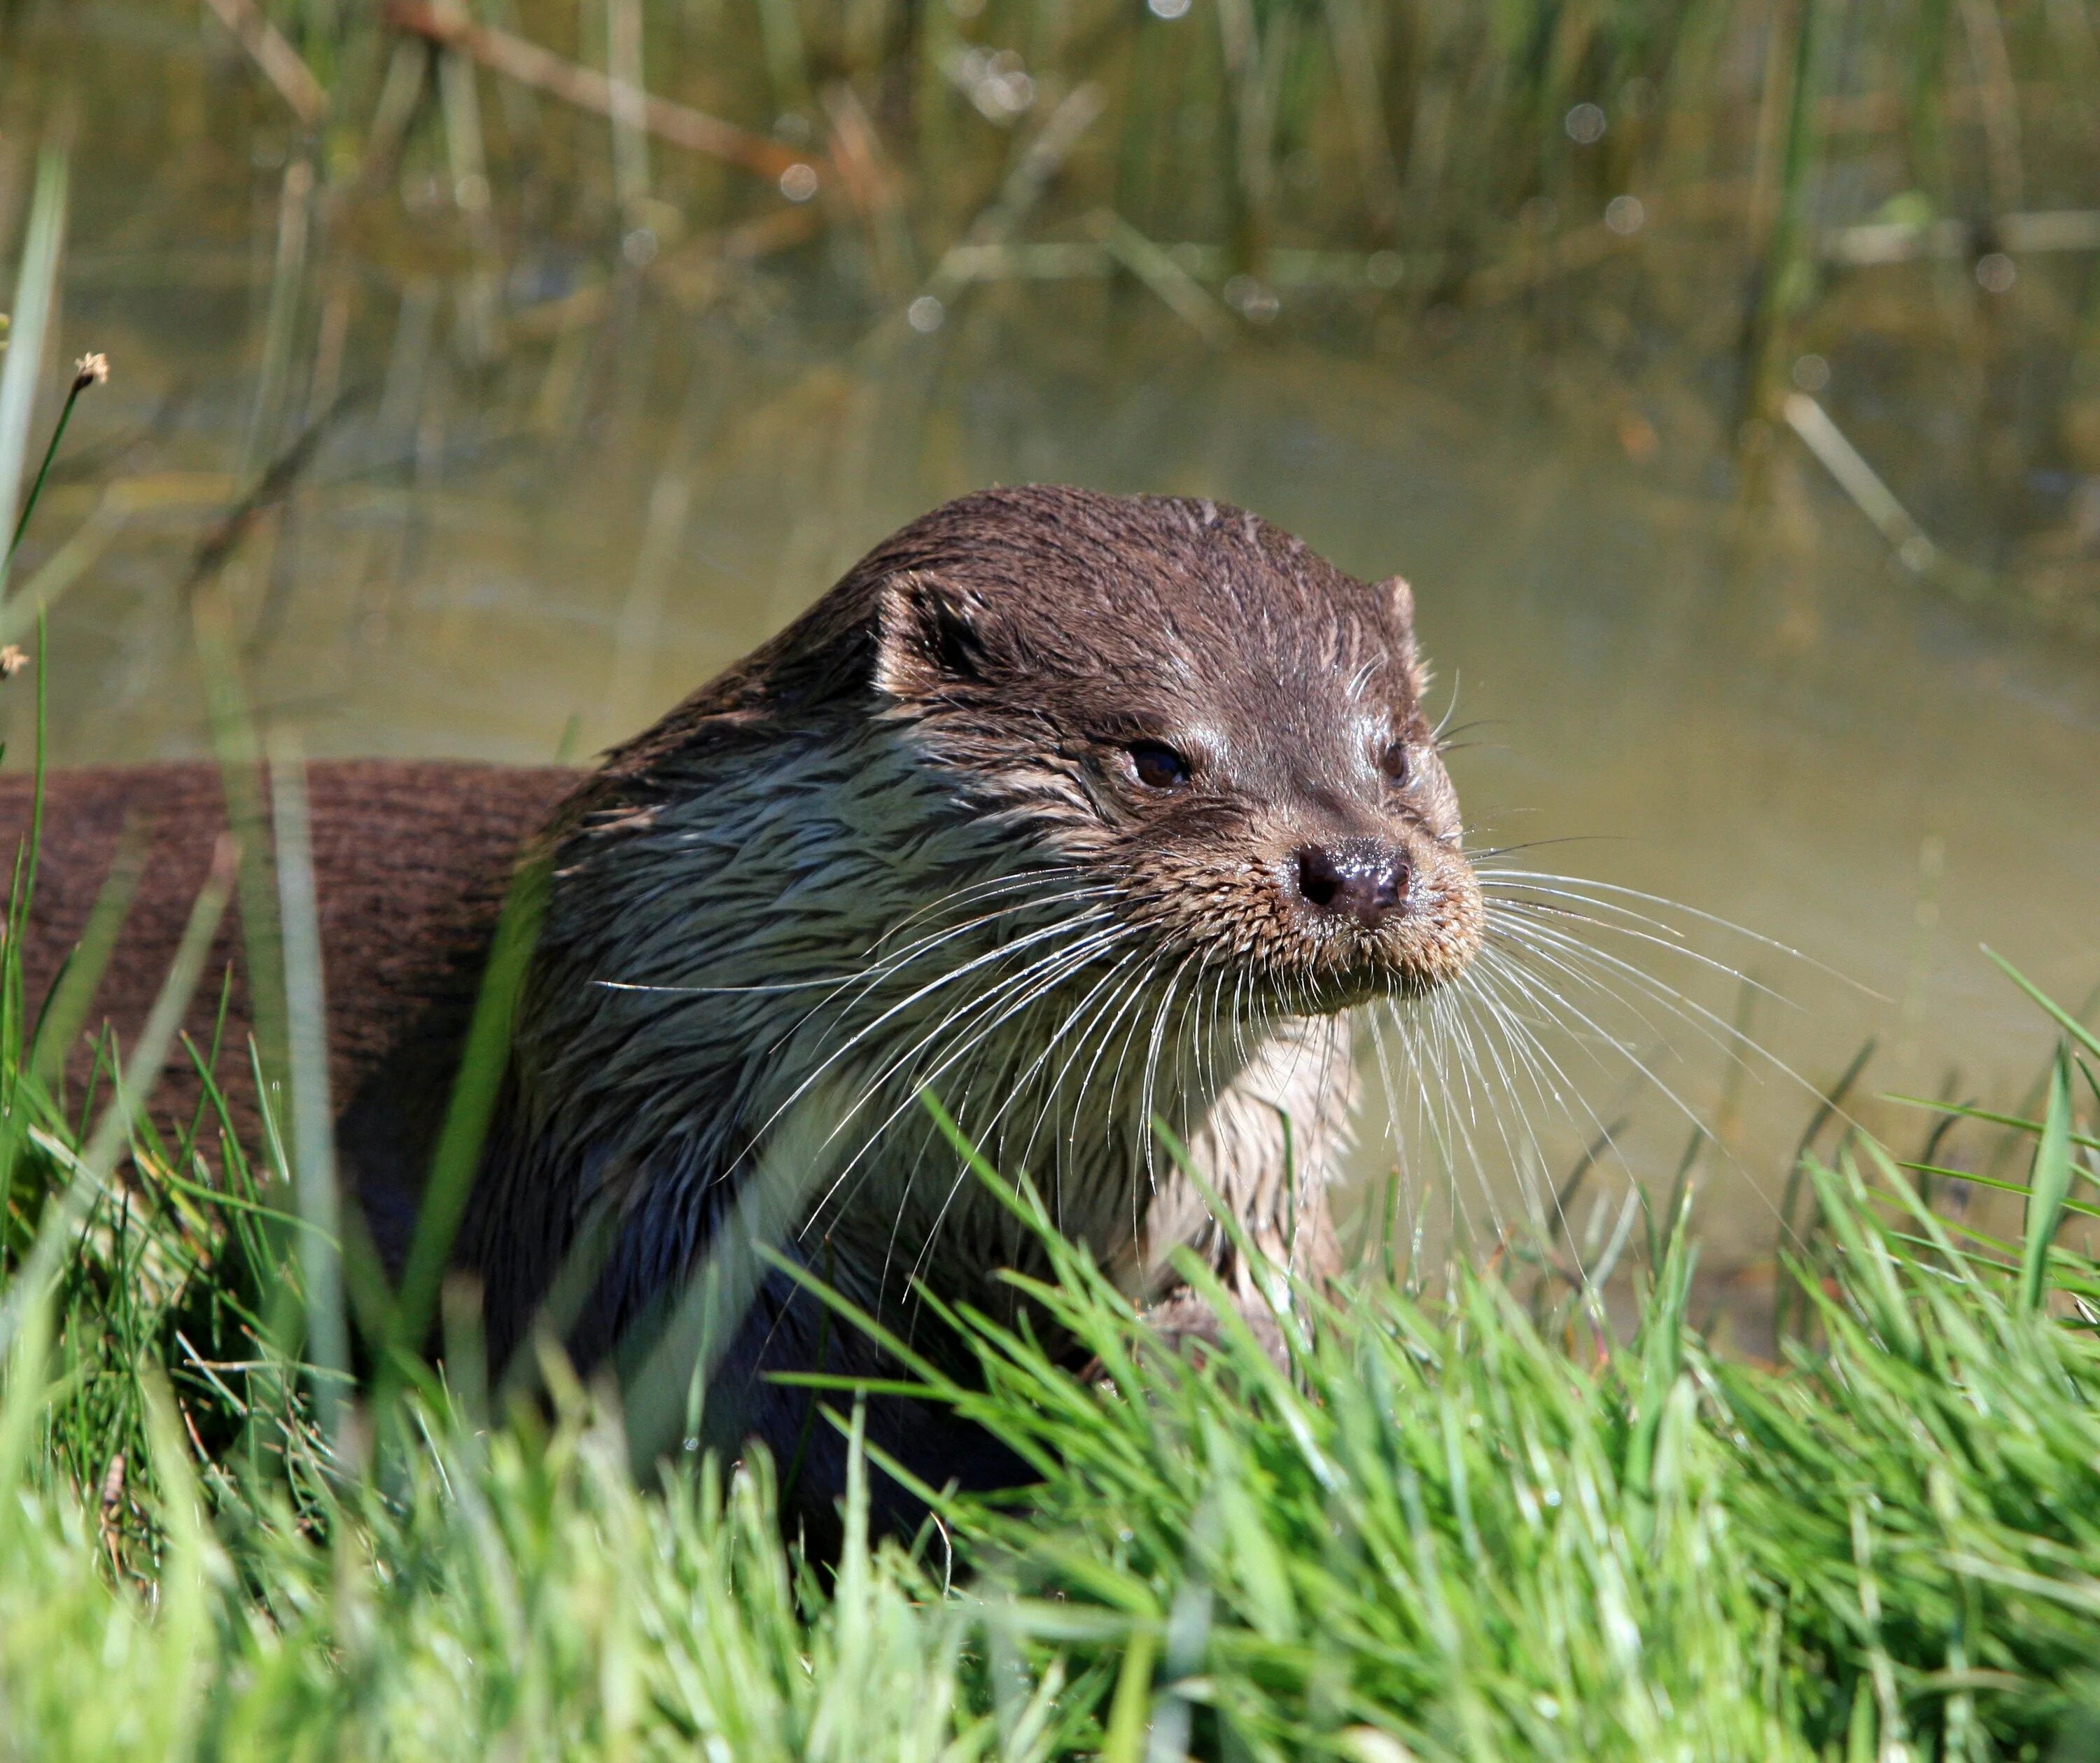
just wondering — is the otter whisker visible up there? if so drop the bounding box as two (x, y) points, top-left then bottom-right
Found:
(946, 937), (1168, 1229)
(1364, 998), (1456, 1273)
(1422, 989), (1516, 1259)
(1420, 994), (1484, 1261)
(1063, 944), (1175, 1175)
(1487, 926), (1865, 1213)
(1095, 947), (1177, 1166)
(1061, 953), (1174, 1239)
(1436, 966), (1571, 1243)
(1355, 1004), (1411, 1264)
(1424, 984), (1536, 1250)
(1198, 964), (1228, 1119)
(730, 912), (1104, 1148)
(1447, 959), (1639, 1268)
(799, 915), (1139, 1218)
(858, 928), (1150, 1308)
(1304, 1010), (1350, 1271)
(818, 881), (1120, 1014)
(1457, 957), (1616, 1145)
(752, 912), (1111, 1356)
(1466, 941), (1732, 1149)
(1490, 914), (1790, 1084)
(1472, 942), (1835, 1242)
(1012, 942), (1165, 1182)
(1476, 870), (1876, 996)
(1483, 891), (1743, 1013)
(1478, 880), (1695, 943)
(757, 882), (1130, 1067)
(944, 935), (1158, 1185)
(818, 878), (1124, 998)
(733, 903), (1128, 1194)
(1475, 938), (1689, 1078)
(822, 913), (1134, 1150)
(867, 878), (1121, 966)
(873, 863), (1094, 949)
(860, 879), (1121, 991)
(903, 942), (1169, 1298)
(1430, 674), (1465, 744)
(1472, 991), (1583, 1269)
(1135, 953), (1201, 1202)
(589, 879), (1117, 1025)
(798, 942), (1142, 1283)
(1407, 991), (1476, 1264)
(1443, 972), (1571, 1215)
(596, 976), (886, 996)
(1482, 889), (1807, 1012)
(1485, 926), (1700, 1066)
(1391, 986), (1496, 1252)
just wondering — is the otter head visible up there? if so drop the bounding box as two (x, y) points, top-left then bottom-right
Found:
(858, 485), (1484, 1015)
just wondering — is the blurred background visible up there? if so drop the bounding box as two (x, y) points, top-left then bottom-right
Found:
(1, 0), (2097, 1289)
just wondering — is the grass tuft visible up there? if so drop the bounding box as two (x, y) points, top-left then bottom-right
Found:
(5, 1004), (2100, 1755)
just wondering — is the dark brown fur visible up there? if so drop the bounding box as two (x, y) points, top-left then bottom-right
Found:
(0, 762), (573, 1261)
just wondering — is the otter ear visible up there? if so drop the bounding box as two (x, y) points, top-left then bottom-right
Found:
(872, 571), (991, 699)
(1376, 574), (1429, 697)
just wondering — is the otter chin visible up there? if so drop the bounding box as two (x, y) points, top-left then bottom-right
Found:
(0, 483), (1481, 1542)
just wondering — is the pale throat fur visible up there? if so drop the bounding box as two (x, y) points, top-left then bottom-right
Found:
(459, 485), (1484, 1368)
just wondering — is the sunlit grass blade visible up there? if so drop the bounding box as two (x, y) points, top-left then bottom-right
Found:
(2020, 1047), (2076, 1316)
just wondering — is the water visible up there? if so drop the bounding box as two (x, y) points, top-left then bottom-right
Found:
(10, 16), (2100, 1284)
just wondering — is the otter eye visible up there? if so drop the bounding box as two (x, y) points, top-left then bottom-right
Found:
(1381, 740), (1412, 787)
(1126, 740), (1193, 790)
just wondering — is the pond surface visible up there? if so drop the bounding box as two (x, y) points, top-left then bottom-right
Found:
(11, 18), (2100, 1281)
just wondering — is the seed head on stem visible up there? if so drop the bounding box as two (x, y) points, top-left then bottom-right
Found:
(6, 349), (112, 567)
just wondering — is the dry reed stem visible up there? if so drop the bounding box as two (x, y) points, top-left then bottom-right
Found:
(384, 0), (822, 185)
(200, 0), (328, 127)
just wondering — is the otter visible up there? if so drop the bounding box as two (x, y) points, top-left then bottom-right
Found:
(3, 485), (1483, 1533)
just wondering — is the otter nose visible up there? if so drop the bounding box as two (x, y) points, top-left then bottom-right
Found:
(1293, 840), (1410, 928)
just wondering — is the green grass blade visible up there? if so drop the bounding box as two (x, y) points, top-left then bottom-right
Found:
(1099, 1624), (1158, 1763)
(26, 825), (146, 1096)
(0, 839), (232, 1358)
(2019, 1047), (2076, 1316)
(386, 853), (547, 1370)
(1987, 949), (2100, 1067)
(0, 146), (68, 600)
(270, 743), (349, 1456)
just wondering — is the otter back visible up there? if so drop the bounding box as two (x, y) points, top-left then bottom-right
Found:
(0, 761), (572, 1264)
